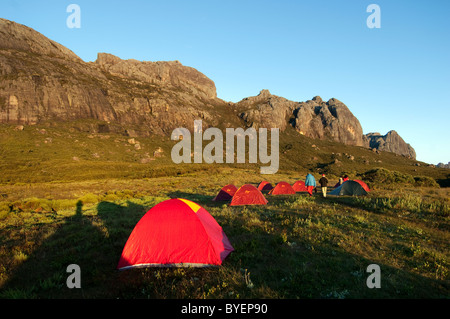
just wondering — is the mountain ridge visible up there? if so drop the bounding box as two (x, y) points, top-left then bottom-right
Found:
(0, 18), (416, 159)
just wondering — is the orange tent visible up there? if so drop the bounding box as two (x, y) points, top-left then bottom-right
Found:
(213, 184), (237, 201)
(292, 180), (308, 192)
(257, 181), (273, 191)
(230, 184), (268, 206)
(269, 181), (296, 195)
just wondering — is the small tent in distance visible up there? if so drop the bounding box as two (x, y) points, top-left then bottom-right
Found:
(258, 181), (273, 191)
(329, 181), (368, 196)
(117, 198), (234, 270)
(230, 184), (268, 206)
(353, 180), (370, 192)
(292, 180), (308, 192)
(269, 181), (296, 195)
(213, 184), (238, 201)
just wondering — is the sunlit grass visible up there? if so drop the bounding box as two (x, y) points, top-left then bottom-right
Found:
(0, 123), (448, 299)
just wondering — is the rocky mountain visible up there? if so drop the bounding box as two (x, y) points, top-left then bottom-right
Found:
(365, 131), (416, 159)
(235, 91), (366, 147)
(234, 89), (299, 131)
(0, 18), (236, 136)
(436, 162), (450, 169)
(0, 18), (416, 158)
(94, 52), (216, 100)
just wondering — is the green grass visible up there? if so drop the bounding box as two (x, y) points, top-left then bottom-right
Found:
(0, 123), (448, 299)
(0, 170), (448, 299)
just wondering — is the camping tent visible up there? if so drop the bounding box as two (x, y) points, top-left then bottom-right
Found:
(353, 180), (370, 192)
(257, 181), (273, 191)
(292, 180), (308, 192)
(269, 181), (296, 195)
(328, 181), (368, 196)
(213, 184), (237, 201)
(230, 184), (268, 206)
(117, 198), (234, 270)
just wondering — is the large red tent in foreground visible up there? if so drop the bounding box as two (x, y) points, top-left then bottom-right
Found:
(117, 198), (234, 270)
(230, 184), (268, 206)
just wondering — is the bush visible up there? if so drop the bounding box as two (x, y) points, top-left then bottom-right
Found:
(358, 168), (415, 187)
(414, 176), (440, 188)
(77, 193), (100, 204)
(0, 202), (10, 219)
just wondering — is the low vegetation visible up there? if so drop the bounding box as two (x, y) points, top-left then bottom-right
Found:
(0, 123), (448, 299)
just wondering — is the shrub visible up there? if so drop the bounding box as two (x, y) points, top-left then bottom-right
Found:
(0, 202), (10, 219)
(77, 193), (100, 204)
(414, 176), (440, 188)
(358, 168), (415, 187)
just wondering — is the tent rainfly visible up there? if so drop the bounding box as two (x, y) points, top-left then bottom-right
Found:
(328, 181), (368, 196)
(117, 198), (234, 270)
(230, 184), (268, 206)
(213, 184), (238, 201)
(269, 181), (296, 195)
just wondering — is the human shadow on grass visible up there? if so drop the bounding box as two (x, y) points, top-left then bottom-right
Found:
(1, 200), (105, 298)
(3, 197), (447, 299)
(0, 200), (147, 298)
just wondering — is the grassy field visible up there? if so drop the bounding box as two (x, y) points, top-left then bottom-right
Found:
(0, 123), (448, 299)
(0, 168), (448, 299)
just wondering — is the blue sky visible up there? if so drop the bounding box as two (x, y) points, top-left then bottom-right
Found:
(1, 0), (449, 164)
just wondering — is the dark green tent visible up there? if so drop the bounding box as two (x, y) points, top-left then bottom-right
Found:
(329, 180), (368, 196)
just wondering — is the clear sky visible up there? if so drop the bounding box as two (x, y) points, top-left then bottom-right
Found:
(1, 0), (449, 164)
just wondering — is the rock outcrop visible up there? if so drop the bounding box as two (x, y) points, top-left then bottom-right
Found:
(235, 91), (366, 147)
(0, 18), (234, 135)
(0, 18), (81, 62)
(95, 53), (217, 100)
(235, 89), (300, 131)
(293, 96), (366, 147)
(0, 18), (417, 157)
(365, 131), (416, 159)
(436, 162), (450, 169)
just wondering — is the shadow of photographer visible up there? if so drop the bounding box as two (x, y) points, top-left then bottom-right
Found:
(1, 199), (146, 298)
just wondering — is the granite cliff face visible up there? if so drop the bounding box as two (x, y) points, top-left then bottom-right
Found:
(0, 18), (416, 157)
(234, 89), (299, 131)
(235, 91), (366, 147)
(365, 131), (416, 159)
(94, 52), (217, 100)
(0, 18), (232, 136)
(292, 96), (366, 147)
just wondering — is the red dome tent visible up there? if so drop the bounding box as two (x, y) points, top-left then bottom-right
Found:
(292, 180), (308, 192)
(117, 198), (234, 270)
(213, 184), (237, 201)
(269, 181), (296, 195)
(353, 180), (370, 192)
(230, 184), (268, 206)
(257, 181), (273, 191)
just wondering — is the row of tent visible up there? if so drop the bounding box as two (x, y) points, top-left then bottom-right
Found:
(213, 179), (370, 206)
(117, 179), (371, 270)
